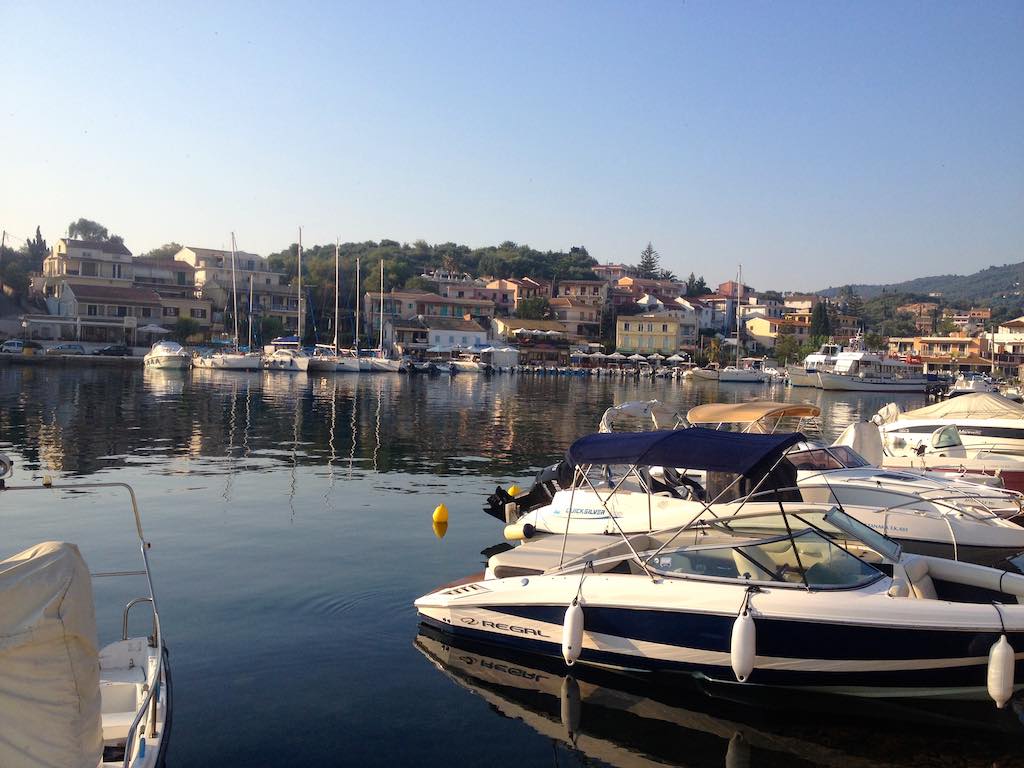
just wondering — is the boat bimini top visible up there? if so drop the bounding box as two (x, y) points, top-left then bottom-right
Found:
(686, 401), (821, 434)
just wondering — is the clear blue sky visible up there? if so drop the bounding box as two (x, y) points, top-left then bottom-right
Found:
(2, 1), (1022, 290)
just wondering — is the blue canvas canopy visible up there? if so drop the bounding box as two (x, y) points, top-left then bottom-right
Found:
(566, 427), (804, 477)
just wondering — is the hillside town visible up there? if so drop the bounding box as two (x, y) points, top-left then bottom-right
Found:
(0, 228), (1020, 378)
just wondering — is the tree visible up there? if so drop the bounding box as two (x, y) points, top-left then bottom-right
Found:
(864, 332), (885, 351)
(809, 303), (832, 336)
(260, 316), (284, 342)
(658, 268), (677, 281)
(139, 242), (183, 261)
(22, 226), (47, 270)
(774, 327), (800, 365)
(173, 317), (200, 341)
(937, 316), (956, 335)
(684, 272), (708, 297)
(515, 297), (550, 320)
(707, 337), (723, 364)
(636, 242), (660, 279)
(67, 218), (110, 241)
(402, 276), (433, 292)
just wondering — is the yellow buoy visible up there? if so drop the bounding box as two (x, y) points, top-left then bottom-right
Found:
(507, 484), (521, 498)
(432, 521), (448, 539)
(432, 503), (448, 523)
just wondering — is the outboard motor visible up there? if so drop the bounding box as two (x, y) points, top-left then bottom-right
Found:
(482, 460), (571, 521)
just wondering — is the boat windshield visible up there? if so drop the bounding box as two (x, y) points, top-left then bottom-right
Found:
(646, 527), (883, 589)
(787, 446), (870, 470)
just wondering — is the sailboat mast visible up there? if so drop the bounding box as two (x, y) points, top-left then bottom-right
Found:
(378, 259), (385, 357)
(735, 265), (743, 367)
(230, 232), (240, 347)
(248, 274), (254, 350)
(297, 227), (303, 342)
(355, 257), (361, 352)
(334, 239), (340, 355)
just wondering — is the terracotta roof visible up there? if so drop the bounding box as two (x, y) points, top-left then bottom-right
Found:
(499, 318), (567, 332)
(63, 238), (132, 256)
(64, 282), (161, 304)
(424, 317), (486, 333)
(550, 297), (594, 309)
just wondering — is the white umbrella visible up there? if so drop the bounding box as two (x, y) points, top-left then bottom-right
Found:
(648, 352), (665, 360)
(545, 329), (562, 335)
(628, 353), (646, 361)
(570, 350), (587, 358)
(138, 324), (170, 334)
(607, 352), (627, 360)
(480, 346), (497, 353)
(666, 354), (686, 362)
(589, 351), (607, 359)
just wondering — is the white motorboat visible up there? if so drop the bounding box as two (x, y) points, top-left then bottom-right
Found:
(143, 341), (191, 370)
(816, 340), (927, 392)
(420, 430), (1024, 702)
(0, 460), (171, 767)
(691, 365), (720, 381)
(787, 341), (845, 387)
(945, 373), (999, 399)
(449, 353), (488, 374)
(837, 420), (1024, 494)
(718, 365), (768, 383)
(262, 336), (309, 372)
(876, 393), (1024, 457)
(369, 355), (404, 372)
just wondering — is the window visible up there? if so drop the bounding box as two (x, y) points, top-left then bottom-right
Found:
(662, 324), (668, 333)
(191, 308), (207, 319)
(448, 335), (454, 344)
(80, 261), (98, 277)
(623, 322), (631, 331)
(461, 336), (468, 345)
(176, 272), (187, 286)
(247, 260), (255, 271)
(116, 306), (128, 317)
(87, 304), (97, 316)
(112, 264), (123, 279)
(142, 308), (152, 318)
(164, 307), (180, 317)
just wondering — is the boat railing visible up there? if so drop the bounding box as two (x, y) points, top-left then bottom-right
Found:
(0, 479), (165, 768)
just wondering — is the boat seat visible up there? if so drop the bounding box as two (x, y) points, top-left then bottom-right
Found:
(898, 556), (937, 600)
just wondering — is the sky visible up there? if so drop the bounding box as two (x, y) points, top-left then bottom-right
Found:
(2, 1), (1022, 290)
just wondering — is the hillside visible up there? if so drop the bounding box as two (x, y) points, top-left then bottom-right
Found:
(817, 261), (1024, 304)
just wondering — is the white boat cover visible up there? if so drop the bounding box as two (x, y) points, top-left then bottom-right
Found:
(898, 393), (1024, 421)
(0, 542), (102, 768)
(833, 422), (885, 466)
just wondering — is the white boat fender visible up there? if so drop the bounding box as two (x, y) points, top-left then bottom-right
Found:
(503, 522), (536, 541)
(731, 588), (759, 683)
(560, 675), (581, 744)
(562, 597), (584, 666)
(988, 602), (1015, 709)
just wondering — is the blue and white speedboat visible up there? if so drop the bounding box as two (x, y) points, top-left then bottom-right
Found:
(418, 429), (1024, 704)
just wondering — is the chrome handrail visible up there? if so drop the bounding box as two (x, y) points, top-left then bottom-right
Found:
(0, 481), (165, 768)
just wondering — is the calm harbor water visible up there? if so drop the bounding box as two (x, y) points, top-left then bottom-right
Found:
(2, 366), (1023, 767)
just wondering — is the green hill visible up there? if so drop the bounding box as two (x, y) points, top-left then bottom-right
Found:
(817, 261), (1024, 305)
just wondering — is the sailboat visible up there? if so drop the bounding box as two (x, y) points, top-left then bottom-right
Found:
(263, 228), (310, 372)
(719, 265), (768, 383)
(308, 239), (361, 373)
(196, 233), (261, 370)
(369, 258), (403, 372)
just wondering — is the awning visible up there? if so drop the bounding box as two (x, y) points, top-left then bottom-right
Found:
(566, 427), (804, 475)
(687, 401), (822, 426)
(138, 324), (170, 334)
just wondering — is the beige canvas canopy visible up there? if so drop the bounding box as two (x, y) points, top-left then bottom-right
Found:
(686, 401), (821, 433)
(0, 542), (102, 768)
(899, 392), (1024, 422)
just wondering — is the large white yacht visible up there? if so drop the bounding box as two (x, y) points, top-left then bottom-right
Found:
(816, 338), (928, 392)
(787, 341), (844, 387)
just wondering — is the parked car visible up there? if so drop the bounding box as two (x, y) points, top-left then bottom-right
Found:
(94, 344), (132, 356)
(0, 339), (44, 354)
(45, 343), (86, 356)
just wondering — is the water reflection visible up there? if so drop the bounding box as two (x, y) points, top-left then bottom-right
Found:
(416, 626), (1024, 767)
(0, 368), (928, 482)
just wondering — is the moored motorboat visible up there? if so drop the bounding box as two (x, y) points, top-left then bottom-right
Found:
(876, 393), (1024, 457)
(143, 341), (191, 370)
(0, 459), (171, 767)
(420, 430), (1024, 703)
